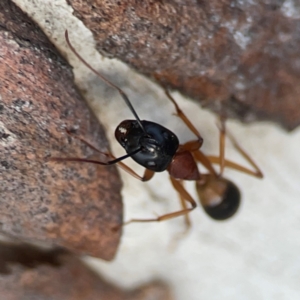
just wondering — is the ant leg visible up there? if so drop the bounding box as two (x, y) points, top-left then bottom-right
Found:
(165, 90), (203, 148)
(210, 118), (263, 178)
(180, 140), (203, 152)
(176, 123), (218, 176)
(167, 180), (192, 250)
(64, 129), (108, 154)
(50, 156), (155, 182)
(193, 150), (218, 177)
(118, 164), (155, 182)
(226, 129), (263, 178)
(69, 129), (156, 181)
(124, 177), (196, 224)
(178, 182), (192, 228)
(50, 130), (155, 181)
(205, 156), (263, 178)
(50, 150), (137, 166)
(218, 117), (226, 176)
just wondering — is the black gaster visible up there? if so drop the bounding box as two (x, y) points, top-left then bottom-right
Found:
(115, 120), (179, 172)
(203, 180), (240, 220)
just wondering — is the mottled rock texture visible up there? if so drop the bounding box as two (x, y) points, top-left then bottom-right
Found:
(0, 0), (122, 260)
(67, 0), (300, 130)
(0, 242), (173, 300)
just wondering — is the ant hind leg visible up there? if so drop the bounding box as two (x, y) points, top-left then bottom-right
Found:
(124, 177), (196, 225)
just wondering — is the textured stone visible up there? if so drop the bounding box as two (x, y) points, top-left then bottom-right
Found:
(67, 0), (300, 130)
(0, 242), (173, 300)
(0, 0), (122, 260)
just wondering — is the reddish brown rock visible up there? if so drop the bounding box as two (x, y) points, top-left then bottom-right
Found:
(0, 0), (122, 260)
(67, 0), (300, 130)
(0, 242), (173, 300)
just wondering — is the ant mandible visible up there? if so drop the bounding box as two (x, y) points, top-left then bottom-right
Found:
(53, 30), (263, 226)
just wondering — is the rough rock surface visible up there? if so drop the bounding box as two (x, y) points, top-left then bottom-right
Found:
(68, 0), (300, 130)
(0, 242), (173, 300)
(0, 0), (122, 260)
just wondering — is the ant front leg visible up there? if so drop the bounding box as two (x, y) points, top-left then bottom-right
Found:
(49, 129), (155, 182)
(124, 177), (196, 225)
(165, 90), (203, 151)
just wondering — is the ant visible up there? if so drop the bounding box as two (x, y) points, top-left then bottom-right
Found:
(52, 30), (263, 226)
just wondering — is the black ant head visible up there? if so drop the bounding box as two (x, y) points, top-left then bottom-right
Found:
(196, 175), (240, 220)
(115, 120), (179, 172)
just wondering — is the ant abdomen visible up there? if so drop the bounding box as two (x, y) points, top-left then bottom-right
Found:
(196, 175), (241, 220)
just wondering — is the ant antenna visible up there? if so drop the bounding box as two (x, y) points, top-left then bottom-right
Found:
(65, 30), (146, 134)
